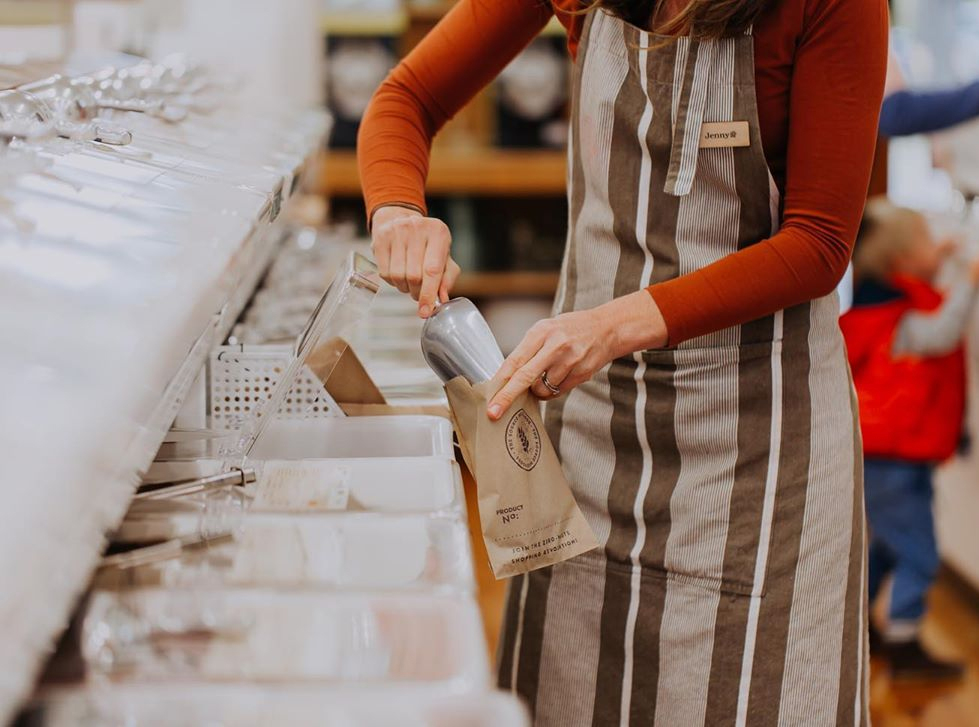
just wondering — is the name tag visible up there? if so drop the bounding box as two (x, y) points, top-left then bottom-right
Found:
(699, 121), (750, 149)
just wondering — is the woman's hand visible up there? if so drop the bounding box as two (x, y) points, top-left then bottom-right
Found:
(371, 205), (462, 318)
(486, 290), (669, 420)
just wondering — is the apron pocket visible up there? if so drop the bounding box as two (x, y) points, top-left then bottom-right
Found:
(563, 550), (755, 598)
(639, 339), (780, 368)
(612, 340), (785, 598)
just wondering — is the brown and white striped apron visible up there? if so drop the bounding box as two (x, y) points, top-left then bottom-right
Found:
(496, 10), (870, 726)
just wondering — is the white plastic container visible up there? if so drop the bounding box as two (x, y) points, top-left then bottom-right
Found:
(141, 457), (464, 514)
(99, 513), (473, 592)
(248, 416), (454, 460)
(246, 457), (463, 514)
(81, 590), (488, 688)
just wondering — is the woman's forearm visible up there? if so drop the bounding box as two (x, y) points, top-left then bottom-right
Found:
(358, 72), (440, 221)
(485, 291), (668, 419)
(602, 290), (669, 356)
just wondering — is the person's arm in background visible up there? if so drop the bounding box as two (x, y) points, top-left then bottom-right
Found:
(879, 80), (979, 137)
(893, 263), (979, 356)
(357, 0), (553, 316)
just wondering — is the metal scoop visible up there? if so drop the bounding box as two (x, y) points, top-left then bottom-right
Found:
(420, 298), (504, 384)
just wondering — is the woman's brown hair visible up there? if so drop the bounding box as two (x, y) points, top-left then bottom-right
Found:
(588, 0), (769, 38)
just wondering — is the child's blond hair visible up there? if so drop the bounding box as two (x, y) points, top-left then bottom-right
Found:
(853, 197), (926, 281)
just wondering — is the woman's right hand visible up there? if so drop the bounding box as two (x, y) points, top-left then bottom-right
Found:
(370, 205), (462, 318)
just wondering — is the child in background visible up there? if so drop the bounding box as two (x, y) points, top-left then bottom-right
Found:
(841, 197), (977, 681)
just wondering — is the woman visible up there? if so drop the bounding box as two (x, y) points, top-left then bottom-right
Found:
(358, 0), (887, 724)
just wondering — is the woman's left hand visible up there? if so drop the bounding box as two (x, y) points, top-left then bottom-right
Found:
(486, 290), (669, 420)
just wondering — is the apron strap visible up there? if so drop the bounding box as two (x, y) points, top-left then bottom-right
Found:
(664, 38), (716, 197)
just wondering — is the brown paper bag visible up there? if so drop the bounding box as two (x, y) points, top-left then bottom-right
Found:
(446, 377), (598, 579)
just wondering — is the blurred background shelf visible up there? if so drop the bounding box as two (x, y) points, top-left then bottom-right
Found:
(321, 9), (564, 36)
(0, 1), (71, 26)
(321, 1), (570, 285)
(321, 10), (408, 35)
(318, 149), (567, 197)
(452, 270), (560, 299)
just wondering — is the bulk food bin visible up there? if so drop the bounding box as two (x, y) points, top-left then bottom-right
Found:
(78, 589), (488, 688)
(158, 251), (453, 464)
(139, 457), (465, 518)
(99, 512), (474, 592)
(1, 79), (297, 205)
(3, 129), (273, 223)
(220, 231), (444, 402)
(207, 341), (445, 416)
(21, 685), (529, 727)
(247, 416), (453, 460)
(147, 253), (460, 522)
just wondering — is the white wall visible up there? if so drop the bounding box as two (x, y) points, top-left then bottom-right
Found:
(143, 0), (324, 108)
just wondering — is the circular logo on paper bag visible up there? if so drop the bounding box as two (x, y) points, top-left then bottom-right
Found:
(506, 409), (541, 471)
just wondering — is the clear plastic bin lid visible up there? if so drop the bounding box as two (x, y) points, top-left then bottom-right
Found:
(79, 590), (488, 687)
(222, 252), (381, 461)
(22, 686), (529, 727)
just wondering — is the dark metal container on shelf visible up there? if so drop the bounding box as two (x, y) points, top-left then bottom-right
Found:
(495, 37), (569, 149)
(324, 35), (398, 149)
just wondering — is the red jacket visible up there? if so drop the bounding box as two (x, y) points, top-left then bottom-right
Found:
(840, 274), (966, 462)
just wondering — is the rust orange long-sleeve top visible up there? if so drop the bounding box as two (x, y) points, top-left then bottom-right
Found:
(357, 0), (888, 345)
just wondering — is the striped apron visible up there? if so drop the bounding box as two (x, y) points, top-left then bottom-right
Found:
(496, 10), (870, 726)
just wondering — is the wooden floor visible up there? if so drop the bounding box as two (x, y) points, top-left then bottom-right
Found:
(464, 470), (979, 723)
(462, 464), (507, 662)
(870, 573), (979, 726)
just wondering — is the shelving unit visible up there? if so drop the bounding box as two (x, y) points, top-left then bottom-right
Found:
(0, 58), (329, 721)
(321, 10), (408, 35)
(318, 148), (567, 197)
(3, 9), (530, 726)
(320, 3), (569, 302)
(321, 10), (566, 37)
(453, 270), (560, 299)
(0, 1), (71, 25)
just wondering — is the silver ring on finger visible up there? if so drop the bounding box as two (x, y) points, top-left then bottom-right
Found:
(541, 371), (561, 397)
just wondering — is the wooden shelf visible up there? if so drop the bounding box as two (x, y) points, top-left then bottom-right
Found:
(405, 5), (564, 35)
(321, 10), (407, 35)
(452, 271), (560, 298)
(320, 9), (565, 36)
(0, 0), (71, 26)
(319, 149), (567, 197)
